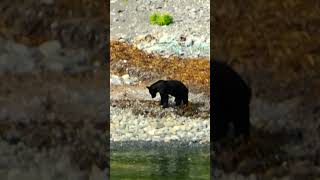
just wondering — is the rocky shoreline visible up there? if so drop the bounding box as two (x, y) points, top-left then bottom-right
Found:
(110, 140), (210, 153)
(110, 78), (210, 144)
(110, 0), (210, 58)
(110, 101), (209, 144)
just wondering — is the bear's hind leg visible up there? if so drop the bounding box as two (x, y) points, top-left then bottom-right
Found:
(182, 94), (188, 105)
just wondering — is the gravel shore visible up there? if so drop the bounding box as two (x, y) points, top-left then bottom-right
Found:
(111, 106), (209, 143)
(110, 84), (210, 144)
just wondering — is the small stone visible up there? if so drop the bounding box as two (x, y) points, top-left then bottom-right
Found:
(164, 136), (171, 143)
(39, 40), (62, 57)
(147, 129), (155, 136)
(119, 38), (126, 43)
(171, 135), (179, 141)
(121, 74), (131, 84)
(155, 122), (165, 129)
(185, 38), (194, 47)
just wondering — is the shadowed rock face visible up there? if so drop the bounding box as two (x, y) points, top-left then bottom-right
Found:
(211, 60), (252, 141)
(0, 0), (106, 52)
(211, 0), (320, 178)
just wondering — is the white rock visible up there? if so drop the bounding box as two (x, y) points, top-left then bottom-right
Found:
(171, 135), (179, 141)
(147, 129), (155, 136)
(110, 75), (122, 85)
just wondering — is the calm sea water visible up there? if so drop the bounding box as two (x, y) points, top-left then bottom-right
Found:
(110, 142), (210, 180)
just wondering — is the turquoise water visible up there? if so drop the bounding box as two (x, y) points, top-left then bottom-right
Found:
(110, 142), (210, 180)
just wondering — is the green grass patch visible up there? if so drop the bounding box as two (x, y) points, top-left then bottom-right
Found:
(150, 12), (173, 26)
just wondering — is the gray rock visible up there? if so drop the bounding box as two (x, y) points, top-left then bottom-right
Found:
(10, 111), (30, 124)
(39, 40), (62, 57)
(0, 54), (15, 73)
(110, 75), (122, 85)
(0, 38), (7, 55)
(14, 57), (36, 74)
(185, 37), (194, 47)
(5, 41), (31, 57)
(0, 54), (36, 74)
(64, 49), (88, 66)
(40, 49), (88, 73)
(155, 122), (165, 129)
(43, 61), (64, 72)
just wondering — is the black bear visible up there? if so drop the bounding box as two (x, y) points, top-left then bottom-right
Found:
(211, 60), (252, 141)
(147, 80), (189, 108)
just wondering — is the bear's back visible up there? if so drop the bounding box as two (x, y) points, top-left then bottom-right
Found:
(150, 80), (188, 96)
(149, 80), (165, 89)
(165, 80), (187, 89)
(163, 80), (188, 95)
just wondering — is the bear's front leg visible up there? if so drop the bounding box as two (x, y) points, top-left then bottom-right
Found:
(175, 97), (182, 106)
(160, 93), (169, 108)
(160, 97), (164, 105)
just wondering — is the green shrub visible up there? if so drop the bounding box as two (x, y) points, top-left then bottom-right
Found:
(149, 12), (173, 26)
(150, 13), (161, 25)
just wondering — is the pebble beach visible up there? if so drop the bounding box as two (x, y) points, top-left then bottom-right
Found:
(110, 0), (210, 145)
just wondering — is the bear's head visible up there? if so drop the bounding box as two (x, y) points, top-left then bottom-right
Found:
(146, 86), (157, 98)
